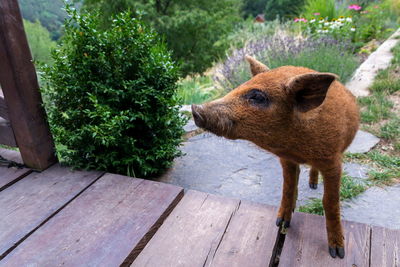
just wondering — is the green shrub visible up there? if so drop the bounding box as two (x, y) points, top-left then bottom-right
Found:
(41, 7), (185, 177)
(301, 0), (350, 20)
(264, 0), (305, 20)
(353, 2), (398, 44)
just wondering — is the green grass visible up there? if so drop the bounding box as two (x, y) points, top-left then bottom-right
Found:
(367, 151), (400, 168)
(380, 118), (400, 139)
(358, 42), (400, 151)
(345, 151), (400, 185)
(368, 170), (397, 183)
(358, 92), (393, 123)
(0, 144), (18, 151)
(298, 198), (324, 215)
(176, 76), (222, 105)
(298, 174), (367, 215)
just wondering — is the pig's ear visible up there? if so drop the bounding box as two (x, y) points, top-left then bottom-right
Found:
(245, 55), (269, 76)
(286, 72), (338, 112)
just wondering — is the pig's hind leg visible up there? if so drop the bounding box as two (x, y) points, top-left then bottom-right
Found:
(276, 158), (300, 229)
(309, 167), (319, 189)
(320, 161), (345, 259)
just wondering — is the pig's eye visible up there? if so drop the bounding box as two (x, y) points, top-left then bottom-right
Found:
(244, 89), (269, 107)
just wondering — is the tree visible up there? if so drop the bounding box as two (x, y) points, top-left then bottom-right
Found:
(80, 0), (242, 76)
(23, 19), (57, 64)
(242, 0), (268, 18)
(264, 0), (304, 20)
(19, 0), (70, 40)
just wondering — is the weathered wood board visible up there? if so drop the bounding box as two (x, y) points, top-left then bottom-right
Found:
(279, 212), (371, 267)
(0, 148), (30, 191)
(0, 173), (183, 267)
(0, 166), (31, 192)
(132, 190), (278, 267)
(370, 226), (400, 267)
(0, 164), (103, 259)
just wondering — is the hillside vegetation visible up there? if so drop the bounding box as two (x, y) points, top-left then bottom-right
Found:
(19, 0), (73, 40)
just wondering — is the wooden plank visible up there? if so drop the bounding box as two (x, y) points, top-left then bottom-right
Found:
(0, 148), (30, 191)
(0, 166), (31, 192)
(279, 212), (370, 267)
(0, 173), (183, 266)
(0, 118), (16, 147)
(370, 226), (400, 266)
(0, 165), (102, 259)
(208, 201), (278, 267)
(0, 0), (56, 170)
(132, 190), (279, 267)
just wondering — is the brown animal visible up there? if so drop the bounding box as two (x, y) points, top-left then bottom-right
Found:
(191, 56), (359, 259)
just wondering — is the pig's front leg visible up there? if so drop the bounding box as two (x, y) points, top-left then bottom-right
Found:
(276, 158), (300, 229)
(320, 162), (345, 259)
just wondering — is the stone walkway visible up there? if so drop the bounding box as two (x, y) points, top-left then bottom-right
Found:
(346, 28), (400, 97)
(170, 31), (400, 229)
(155, 127), (397, 228)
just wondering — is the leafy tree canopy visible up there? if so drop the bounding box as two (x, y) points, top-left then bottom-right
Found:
(19, 0), (68, 40)
(80, 0), (242, 76)
(23, 19), (57, 64)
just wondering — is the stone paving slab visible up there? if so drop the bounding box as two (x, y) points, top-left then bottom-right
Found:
(341, 184), (400, 229)
(157, 131), (373, 207)
(346, 130), (380, 153)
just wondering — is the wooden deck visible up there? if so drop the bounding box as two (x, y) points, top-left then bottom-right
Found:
(0, 150), (399, 266)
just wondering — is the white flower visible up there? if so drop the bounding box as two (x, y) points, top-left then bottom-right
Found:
(317, 29), (323, 33)
(310, 19), (316, 23)
(351, 27), (356, 31)
(346, 17), (352, 22)
(324, 22), (330, 26)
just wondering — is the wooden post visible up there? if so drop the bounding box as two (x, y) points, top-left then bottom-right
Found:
(0, 0), (57, 170)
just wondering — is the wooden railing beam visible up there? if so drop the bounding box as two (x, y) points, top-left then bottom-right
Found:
(0, 0), (57, 170)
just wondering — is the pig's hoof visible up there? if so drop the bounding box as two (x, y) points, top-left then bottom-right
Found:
(329, 246), (345, 259)
(309, 183), (318, 189)
(275, 217), (290, 228)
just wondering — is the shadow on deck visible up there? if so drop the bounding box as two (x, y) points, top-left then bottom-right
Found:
(0, 149), (398, 267)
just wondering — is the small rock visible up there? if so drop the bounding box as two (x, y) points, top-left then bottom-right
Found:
(343, 162), (370, 179)
(346, 130), (380, 153)
(183, 119), (198, 133)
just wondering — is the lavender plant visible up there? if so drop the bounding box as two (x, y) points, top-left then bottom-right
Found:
(214, 33), (359, 91)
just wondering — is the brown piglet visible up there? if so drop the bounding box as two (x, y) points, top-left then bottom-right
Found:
(191, 56), (360, 259)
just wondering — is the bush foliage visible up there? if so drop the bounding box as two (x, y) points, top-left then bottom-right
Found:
(41, 7), (185, 177)
(81, 0), (242, 76)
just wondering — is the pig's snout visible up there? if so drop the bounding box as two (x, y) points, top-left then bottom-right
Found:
(191, 104), (206, 128)
(191, 103), (234, 138)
